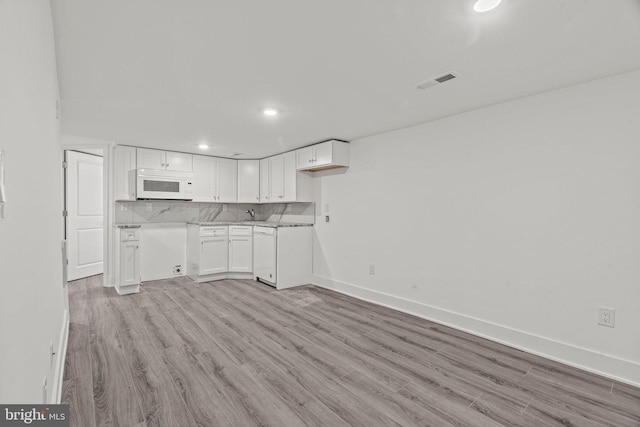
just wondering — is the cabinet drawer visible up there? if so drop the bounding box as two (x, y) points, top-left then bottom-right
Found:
(120, 229), (139, 242)
(229, 225), (252, 236)
(200, 226), (227, 237)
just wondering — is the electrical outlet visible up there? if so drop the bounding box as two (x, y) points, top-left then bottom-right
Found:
(325, 203), (330, 213)
(173, 265), (182, 275)
(285, 204), (292, 213)
(369, 263), (375, 275)
(598, 307), (615, 328)
(223, 204), (227, 211)
(325, 215), (330, 223)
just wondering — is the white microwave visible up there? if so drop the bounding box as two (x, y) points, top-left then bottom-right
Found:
(130, 169), (194, 200)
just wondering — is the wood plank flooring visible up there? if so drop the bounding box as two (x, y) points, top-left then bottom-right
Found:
(62, 275), (640, 426)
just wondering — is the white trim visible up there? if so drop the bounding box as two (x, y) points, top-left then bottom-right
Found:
(189, 272), (254, 283)
(311, 274), (640, 388)
(50, 309), (69, 404)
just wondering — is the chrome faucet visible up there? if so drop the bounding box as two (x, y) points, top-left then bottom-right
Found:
(245, 209), (255, 221)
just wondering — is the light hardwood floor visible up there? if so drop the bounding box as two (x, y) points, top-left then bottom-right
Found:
(63, 275), (640, 426)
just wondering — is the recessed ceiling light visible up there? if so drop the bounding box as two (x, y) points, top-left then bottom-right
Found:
(198, 143), (209, 150)
(474, 0), (501, 13)
(263, 108), (279, 117)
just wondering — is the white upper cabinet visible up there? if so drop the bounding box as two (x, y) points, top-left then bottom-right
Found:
(296, 140), (349, 171)
(215, 157), (238, 203)
(261, 152), (311, 203)
(114, 145), (136, 200)
(269, 154), (285, 202)
(282, 151), (297, 202)
(237, 160), (260, 203)
(137, 148), (193, 172)
(192, 155), (216, 202)
(192, 155), (237, 202)
(259, 158), (270, 203)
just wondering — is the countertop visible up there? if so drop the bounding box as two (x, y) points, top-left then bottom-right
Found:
(114, 221), (313, 228)
(189, 221), (313, 228)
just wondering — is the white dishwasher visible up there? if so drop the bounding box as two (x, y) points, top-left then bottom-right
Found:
(253, 226), (277, 286)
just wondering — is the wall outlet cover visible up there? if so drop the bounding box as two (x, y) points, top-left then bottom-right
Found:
(325, 215), (330, 223)
(597, 306), (615, 328)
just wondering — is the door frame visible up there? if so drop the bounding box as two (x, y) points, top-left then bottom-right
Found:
(61, 138), (113, 288)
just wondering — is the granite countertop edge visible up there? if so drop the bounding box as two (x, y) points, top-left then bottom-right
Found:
(189, 221), (313, 228)
(114, 222), (313, 228)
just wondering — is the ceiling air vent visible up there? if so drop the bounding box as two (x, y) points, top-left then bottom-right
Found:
(415, 71), (460, 90)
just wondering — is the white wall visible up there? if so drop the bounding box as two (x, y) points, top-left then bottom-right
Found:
(0, 1), (67, 402)
(312, 69), (640, 386)
(140, 224), (187, 281)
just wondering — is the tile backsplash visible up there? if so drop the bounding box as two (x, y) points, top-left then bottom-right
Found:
(115, 201), (315, 225)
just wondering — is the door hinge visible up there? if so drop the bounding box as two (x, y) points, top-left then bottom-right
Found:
(62, 161), (68, 169)
(62, 210), (68, 217)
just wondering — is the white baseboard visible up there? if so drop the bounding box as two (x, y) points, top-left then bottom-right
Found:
(311, 275), (640, 388)
(189, 272), (254, 283)
(50, 309), (69, 404)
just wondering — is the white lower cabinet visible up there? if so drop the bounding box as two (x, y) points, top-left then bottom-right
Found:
(187, 224), (253, 281)
(229, 226), (253, 273)
(254, 226), (312, 290)
(115, 227), (141, 295)
(200, 237), (228, 275)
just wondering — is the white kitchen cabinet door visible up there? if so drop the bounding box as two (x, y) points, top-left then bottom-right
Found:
(229, 235), (252, 272)
(216, 157), (238, 202)
(238, 160), (260, 203)
(200, 236), (228, 275)
(137, 148), (166, 170)
(260, 158), (270, 203)
(269, 154), (284, 202)
(282, 151), (297, 202)
(192, 155), (215, 202)
(296, 146), (314, 169)
(165, 151), (193, 172)
(313, 142), (333, 166)
(114, 145), (136, 200)
(295, 140), (349, 171)
(119, 240), (140, 286)
(137, 147), (193, 172)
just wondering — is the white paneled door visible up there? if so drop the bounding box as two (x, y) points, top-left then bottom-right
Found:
(66, 151), (103, 281)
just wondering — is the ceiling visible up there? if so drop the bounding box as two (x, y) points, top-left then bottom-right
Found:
(52, 0), (640, 159)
